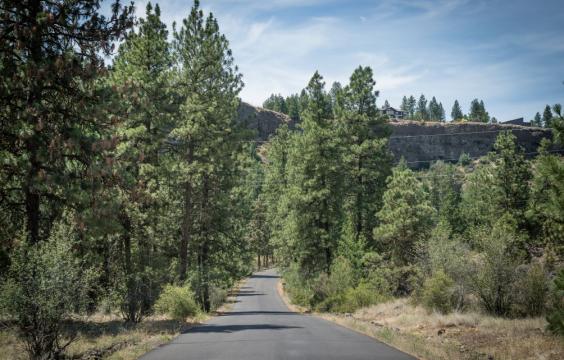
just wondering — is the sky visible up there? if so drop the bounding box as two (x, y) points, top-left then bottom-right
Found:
(116, 0), (564, 121)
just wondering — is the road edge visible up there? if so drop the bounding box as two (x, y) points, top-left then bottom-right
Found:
(276, 278), (425, 360)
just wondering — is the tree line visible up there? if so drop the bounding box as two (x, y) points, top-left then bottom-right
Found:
(0, 1), (266, 358)
(264, 90), (496, 123)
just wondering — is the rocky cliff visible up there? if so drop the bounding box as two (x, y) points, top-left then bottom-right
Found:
(238, 102), (555, 168)
(388, 119), (553, 168)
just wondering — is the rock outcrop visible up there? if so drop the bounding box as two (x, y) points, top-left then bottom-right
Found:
(388, 119), (553, 168)
(238, 102), (555, 168)
(237, 102), (294, 141)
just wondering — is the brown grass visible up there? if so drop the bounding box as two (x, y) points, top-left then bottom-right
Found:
(0, 314), (200, 360)
(0, 279), (247, 360)
(277, 282), (563, 360)
(327, 298), (563, 360)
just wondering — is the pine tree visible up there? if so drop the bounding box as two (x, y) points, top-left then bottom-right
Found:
(438, 102), (446, 122)
(451, 100), (464, 120)
(469, 99), (489, 122)
(109, 2), (172, 322)
(374, 162), (435, 266)
(408, 95), (417, 118)
(543, 105), (553, 128)
(0, 0), (133, 245)
(416, 94), (429, 121)
(532, 112), (542, 127)
(284, 71), (343, 276)
(401, 96), (409, 113)
(171, 0), (244, 310)
(337, 66), (392, 247)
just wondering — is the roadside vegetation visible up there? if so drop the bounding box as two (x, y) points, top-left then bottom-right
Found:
(263, 69), (564, 358)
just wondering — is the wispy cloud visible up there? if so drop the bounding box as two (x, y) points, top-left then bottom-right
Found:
(112, 0), (564, 120)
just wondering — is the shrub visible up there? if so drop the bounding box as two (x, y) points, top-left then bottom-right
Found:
(154, 285), (200, 320)
(0, 220), (92, 360)
(209, 286), (228, 311)
(458, 152), (471, 166)
(425, 221), (472, 310)
(282, 264), (314, 307)
(421, 270), (456, 314)
(511, 262), (548, 317)
(342, 282), (385, 312)
(546, 269), (564, 335)
(472, 219), (521, 316)
(327, 257), (355, 295)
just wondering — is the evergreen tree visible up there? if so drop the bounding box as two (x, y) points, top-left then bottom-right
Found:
(337, 66), (392, 247)
(374, 162), (435, 266)
(109, 2), (172, 322)
(171, 0), (244, 310)
(416, 94), (429, 121)
(285, 94), (302, 122)
(532, 112), (542, 127)
(407, 95), (417, 118)
(451, 100), (464, 120)
(543, 104), (553, 128)
(283, 71), (343, 276)
(469, 98), (489, 122)
(0, 0), (133, 245)
(401, 96), (409, 113)
(384, 99), (390, 108)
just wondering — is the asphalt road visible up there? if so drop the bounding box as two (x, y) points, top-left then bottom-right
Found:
(141, 269), (415, 360)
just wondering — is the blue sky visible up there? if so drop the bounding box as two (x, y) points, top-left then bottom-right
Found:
(124, 0), (564, 121)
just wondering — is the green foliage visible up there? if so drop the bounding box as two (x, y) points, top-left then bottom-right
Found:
(458, 152), (471, 166)
(527, 149), (564, 251)
(472, 218), (523, 316)
(423, 221), (472, 310)
(451, 100), (464, 120)
(469, 99), (490, 122)
(1, 219), (93, 359)
(546, 269), (564, 335)
(511, 262), (548, 317)
(421, 270), (456, 314)
(374, 163), (435, 266)
(155, 285), (200, 320)
(336, 66), (392, 247)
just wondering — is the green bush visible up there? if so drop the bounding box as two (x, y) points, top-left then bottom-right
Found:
(472, 219), (521, 316)
(421, 270), (456, 314)
(546, 269), (564, 335)
(0, 219), (92, 360)
(154, 285), (200, 320)
(425, 221), (472, 310)
(511, 262), (548, 317)
(282, 264), (314, 307)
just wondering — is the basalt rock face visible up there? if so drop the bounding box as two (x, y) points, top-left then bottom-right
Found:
(237, 102), (294, 141)
(388, 120), (554, 169)
(238, 102), (555, 168)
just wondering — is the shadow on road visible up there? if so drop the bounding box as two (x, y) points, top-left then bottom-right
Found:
(250, 274), (279, 279)
(219, 311), (297, 316)
(182, 324), (301, 334)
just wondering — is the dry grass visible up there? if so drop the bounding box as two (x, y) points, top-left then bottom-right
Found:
(331, 298), (563, 360)
(276, 282), (563, 360)
(0, 313), (201, 360)
(0, 279), (246, 360)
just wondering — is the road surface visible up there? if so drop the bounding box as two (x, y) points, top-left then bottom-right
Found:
(141, 269), (415, 360)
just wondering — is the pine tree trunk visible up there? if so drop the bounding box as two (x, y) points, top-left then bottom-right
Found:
(25, 0), (42, 245)
(120, 210), (137, 322)
(179, 144), (193, 282)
